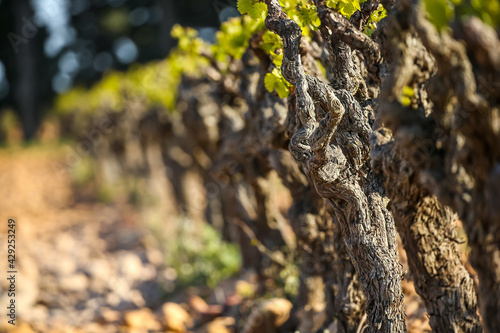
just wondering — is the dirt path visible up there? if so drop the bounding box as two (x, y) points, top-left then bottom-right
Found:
(0, 146), (169, 333)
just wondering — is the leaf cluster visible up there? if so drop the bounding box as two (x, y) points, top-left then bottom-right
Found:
(55, 0), (387, 115)
(55, 25), (209, 114)
(326, 0), (361, 18)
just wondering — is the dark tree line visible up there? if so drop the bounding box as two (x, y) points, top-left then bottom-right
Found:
(0, 0), (226, 139)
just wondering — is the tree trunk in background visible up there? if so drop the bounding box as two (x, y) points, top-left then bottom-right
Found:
(157, 0), (177, 56)
(0, 0), (52, 140)
(372, 130), (481, 332)
(376, 1), (500, 331)
(13, 0), (42, 139)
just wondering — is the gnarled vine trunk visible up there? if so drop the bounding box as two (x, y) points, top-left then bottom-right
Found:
(240, 48), (366, 331)
(264, 1), (406, 331)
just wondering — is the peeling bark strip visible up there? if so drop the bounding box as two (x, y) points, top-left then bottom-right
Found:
(263, 1), (406, 331)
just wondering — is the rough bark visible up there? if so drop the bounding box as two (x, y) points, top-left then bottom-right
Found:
(240, 44), (367, 331)
(372, 129), (482, 332)
(271, 150), (366, 333)
(234, 49), (363, 331)
(364, 2), (484, 330)
(264, 1), (406, 331)
(375, 1), (500, 331)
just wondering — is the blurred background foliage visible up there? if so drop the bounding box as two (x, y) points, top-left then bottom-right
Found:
(1, 0), (498, 140)
(0, 0), (248, 298)
(0, 0), (226, 139)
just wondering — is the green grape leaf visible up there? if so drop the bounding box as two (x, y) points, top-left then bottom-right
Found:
(265, 68), (290, 98)
(326, 0), (360, 18)
(470, 0), (500, 27)
(424, 0), (453, 31)
(170, 24), (184, 39)
(271, 51), (284, 67)
(297, 3), (321, 28)
(372, 5), (387, 22)
(363, 5), (387, 37)
(296, 5), (311, 26)
(341, 0), (360, 17)
(261, 30), (282, 54)
(401, 96), (412, 106)
(248, 2), (267, 20)
(400, 85), (415, 106)
(275, 82), (290, 98)
(325, 0), (336, 8)
(237, 0), (255, 14)
(264, 71), (278, 93)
